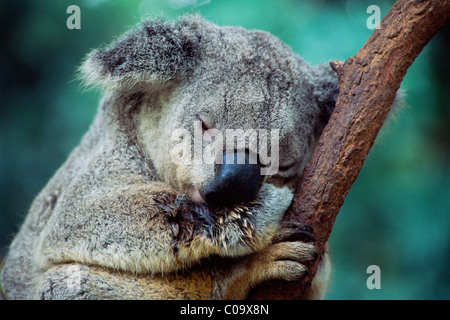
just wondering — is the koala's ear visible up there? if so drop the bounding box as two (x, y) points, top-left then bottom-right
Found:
(79, 15), (203, 96)
(310, 62), (340, 138)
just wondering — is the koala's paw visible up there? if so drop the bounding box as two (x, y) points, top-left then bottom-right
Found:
(249, 222), (317, 283)
(256, 242), (316, 282)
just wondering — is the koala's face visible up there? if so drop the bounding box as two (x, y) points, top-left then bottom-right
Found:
(82, 16), (338, 211)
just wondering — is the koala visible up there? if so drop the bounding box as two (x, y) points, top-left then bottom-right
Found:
(1, 15), (338, 300)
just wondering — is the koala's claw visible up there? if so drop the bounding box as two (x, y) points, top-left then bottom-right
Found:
(273, 221), (315, 244)
(279, 229), (315, 243)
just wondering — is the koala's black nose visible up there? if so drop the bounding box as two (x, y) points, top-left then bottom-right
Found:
(200, 151), (263, 209)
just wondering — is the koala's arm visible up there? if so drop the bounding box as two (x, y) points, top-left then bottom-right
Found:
(37, 173), (293, 275)
(36, 218), (320, 300)
(36, 242), (319, 300)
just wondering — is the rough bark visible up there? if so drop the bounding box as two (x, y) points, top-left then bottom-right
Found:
(249, 0), (450, 300)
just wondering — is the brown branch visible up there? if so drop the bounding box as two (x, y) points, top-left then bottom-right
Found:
(249, 0), (450, 300)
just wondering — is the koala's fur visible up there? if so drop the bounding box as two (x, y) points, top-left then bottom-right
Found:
(1, 15), (338, 300)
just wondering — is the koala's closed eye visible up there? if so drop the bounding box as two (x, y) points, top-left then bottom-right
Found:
(269, 163), (301, 186)
(195, 113), (214, 132)
(278, 163), (296, 172)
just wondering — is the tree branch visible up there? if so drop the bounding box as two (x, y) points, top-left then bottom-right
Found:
(249, 0), (450, 299)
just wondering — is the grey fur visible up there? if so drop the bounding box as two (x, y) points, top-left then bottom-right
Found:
(1, 15), (338, 300)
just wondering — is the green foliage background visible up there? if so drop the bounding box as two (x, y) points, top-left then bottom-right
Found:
(0, 0), (448, 299)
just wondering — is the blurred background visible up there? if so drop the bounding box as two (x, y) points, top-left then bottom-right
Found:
(0, 0), (448, 299)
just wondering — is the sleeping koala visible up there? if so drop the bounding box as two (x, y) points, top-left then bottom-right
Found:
(1, 15), (338, 300)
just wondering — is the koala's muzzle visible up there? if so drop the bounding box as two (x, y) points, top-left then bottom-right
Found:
(200, 150), (263, 209)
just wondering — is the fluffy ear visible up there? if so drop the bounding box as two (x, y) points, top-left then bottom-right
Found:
(79, 15), (204, 97)
(310, 62), (340, 139)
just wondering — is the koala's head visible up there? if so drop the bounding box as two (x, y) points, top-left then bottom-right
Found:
(81, 15), (338, 210)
